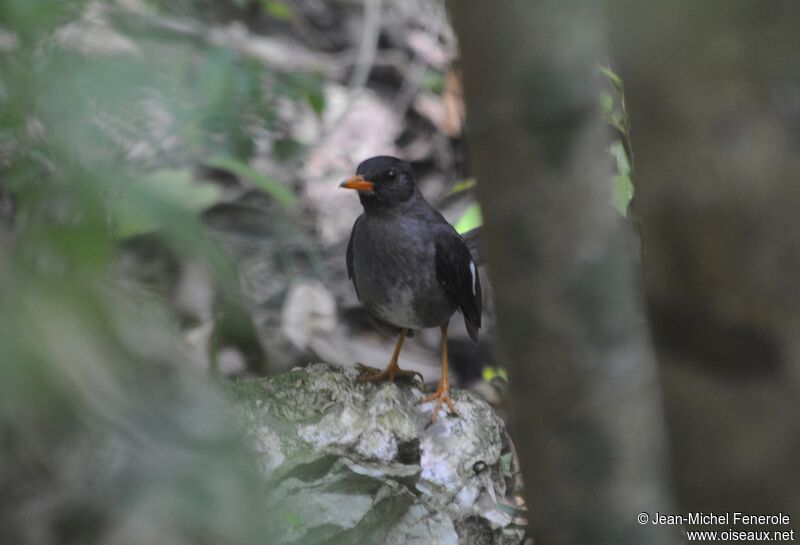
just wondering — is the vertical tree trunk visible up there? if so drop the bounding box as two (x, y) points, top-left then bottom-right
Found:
(452, 2), (679, 544)
(609, 0), (800, 525)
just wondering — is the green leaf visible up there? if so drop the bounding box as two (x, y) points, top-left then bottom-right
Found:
(421, 70), (445, 95)
(613, 174), (633, 217)
(454, 203), (482, 234)
(112, 169), (220, 239)
(306, 88), (325, 116)
(206, 156), (296, 208)
(261, 0), (294, 21)
(598, 91), (614, 116)
(609, 141), (633, 216)
(610, 140), (631, 176)
(482, 366), (508, 382)
(446, 178), (477, 196)
(598, 65), (623, 89)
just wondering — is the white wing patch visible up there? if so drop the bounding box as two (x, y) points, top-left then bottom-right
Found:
(469, 261), (477, 295)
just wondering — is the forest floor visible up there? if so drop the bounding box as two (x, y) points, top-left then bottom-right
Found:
(68, 0), (498, 390)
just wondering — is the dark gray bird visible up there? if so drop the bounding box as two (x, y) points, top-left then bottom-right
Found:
(340, 156), (482, 421)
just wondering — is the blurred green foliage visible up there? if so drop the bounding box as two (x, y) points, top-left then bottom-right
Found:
(610, 140), (633, 217)
(0, 0), (87, 40)
(0, 263), (269, 544)
(446, 177), (477, 196)
(454, 202), (482, 234)
(206, 156), (296, 207)
(261, 0), (295, 22)
(0, 0), (324, 275)
(111, 168), (221, 238)
(0, 1), (327, 542)
(421, 69), (446, 95)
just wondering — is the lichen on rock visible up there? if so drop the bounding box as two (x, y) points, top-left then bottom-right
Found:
(226, 363), (523, 545)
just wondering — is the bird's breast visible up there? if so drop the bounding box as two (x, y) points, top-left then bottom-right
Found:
(352, 218), (454, 329)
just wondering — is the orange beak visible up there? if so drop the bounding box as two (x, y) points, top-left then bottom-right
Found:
(339, 175), (374, 192)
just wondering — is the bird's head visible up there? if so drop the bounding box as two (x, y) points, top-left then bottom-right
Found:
(339, 156), (417, 210)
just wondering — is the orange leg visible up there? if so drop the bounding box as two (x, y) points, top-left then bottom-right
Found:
(357, 329), (421, 383)
(418, 322), (458, 421)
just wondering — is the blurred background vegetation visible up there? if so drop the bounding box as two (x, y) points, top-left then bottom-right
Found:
(6, 0), (800, 543)
(0, 1), (482, 542)
(1, 0), (639, 543)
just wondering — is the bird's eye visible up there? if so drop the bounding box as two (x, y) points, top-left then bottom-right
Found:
(386, 170), (396, 181)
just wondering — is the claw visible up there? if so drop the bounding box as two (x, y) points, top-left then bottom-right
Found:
(355, 329), (421, 384)
(357, 362), (421, 383)
(418, 384), (458, 422)
(417, 322), (458, 423)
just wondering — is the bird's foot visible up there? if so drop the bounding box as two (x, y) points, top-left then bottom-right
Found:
(356, 362), (422, 384)
(418, 383), (458, 422)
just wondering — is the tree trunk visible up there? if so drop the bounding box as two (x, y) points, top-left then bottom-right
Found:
(452, 2), (679, 544)
(609, 0), (800, 526)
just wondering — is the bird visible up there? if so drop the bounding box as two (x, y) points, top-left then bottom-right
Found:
(339, 156), (482, 421)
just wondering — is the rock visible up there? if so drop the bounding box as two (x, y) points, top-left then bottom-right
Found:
(226, 363), (524, 545)
(281, 280), (340, 358)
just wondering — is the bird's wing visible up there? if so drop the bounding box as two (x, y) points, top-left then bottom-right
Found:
(459, 226), (486, 266)
(434, 226), (482, 342)
(346, 215), (363, 300)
